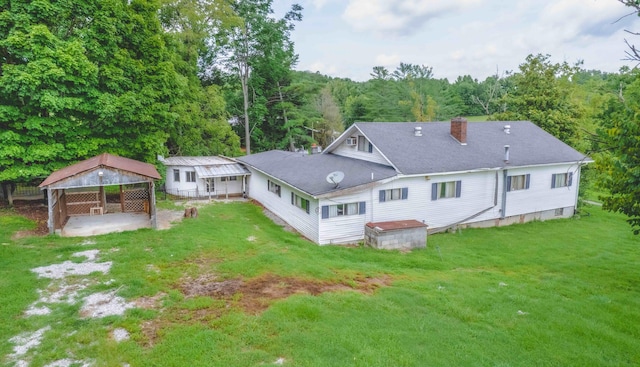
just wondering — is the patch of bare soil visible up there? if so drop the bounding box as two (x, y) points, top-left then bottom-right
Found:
(182, 273), (391, 314)
(3, 200), (49, 238)
(138, 273), (391, 346)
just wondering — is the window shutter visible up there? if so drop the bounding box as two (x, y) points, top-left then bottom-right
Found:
(455, 181), (462, 198)
(368, 143), (373, 153)
(506, 176), (512, 192)
(525, 174), (531, 189)
(306, 200), (310, 214)
(321, 206), (329, 219)
(359, 201), (366, 214)
(568, 172), (573, 187)
(379, 190), (386, 202)
(401, 187), (408, 200)
(291, 192), (294, 205)
(551, 174), (556, 189)
(431, 183), (438, 201)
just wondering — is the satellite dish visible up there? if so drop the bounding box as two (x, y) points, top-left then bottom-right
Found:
(326, 171), (345, 188)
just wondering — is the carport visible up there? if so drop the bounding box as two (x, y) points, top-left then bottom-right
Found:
(39, 153), (162, 236)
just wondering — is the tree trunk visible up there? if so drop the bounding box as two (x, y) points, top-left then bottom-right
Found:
(277, 82), (294, 151)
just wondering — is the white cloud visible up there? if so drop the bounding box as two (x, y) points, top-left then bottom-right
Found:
(305, 61), (339, 76)
(342, 0), (482, 36)
(375, 53), (402, 67)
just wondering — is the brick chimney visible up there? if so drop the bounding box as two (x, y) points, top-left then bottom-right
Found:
(450, 117), (467, 144)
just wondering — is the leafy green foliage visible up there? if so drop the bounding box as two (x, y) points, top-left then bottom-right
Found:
(491, 54), (582, 144)
(595, 69), (640, 234)
(0, 0), (240, 184)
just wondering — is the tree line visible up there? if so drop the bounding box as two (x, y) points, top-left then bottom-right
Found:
(1, 0), (639, 234)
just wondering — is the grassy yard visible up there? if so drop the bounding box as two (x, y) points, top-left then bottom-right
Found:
(1, 202), (638, 366)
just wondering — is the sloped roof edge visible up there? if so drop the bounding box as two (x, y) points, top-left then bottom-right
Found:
(39, 153), (161, 188)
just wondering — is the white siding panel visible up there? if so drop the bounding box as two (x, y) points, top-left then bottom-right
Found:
(504, 164), (579, 217)
(318, 191), (372, 244)
(331, 140), (390, 166)
(164, 165), (244, 197)
(249, 163), (582, 244)
(245, 169), (319, 243)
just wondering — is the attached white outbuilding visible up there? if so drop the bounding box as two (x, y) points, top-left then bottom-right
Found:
(160, 156), (250, 199)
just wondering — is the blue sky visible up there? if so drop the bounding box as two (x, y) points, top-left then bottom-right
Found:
(272, 0), (636, 81)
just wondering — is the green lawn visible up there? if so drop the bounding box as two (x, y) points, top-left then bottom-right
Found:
(1, 202), (638, 366)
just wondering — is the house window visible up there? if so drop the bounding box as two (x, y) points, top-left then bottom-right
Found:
(321, 202), (366, 219)
(357, 136), (373, 153)
(291, 193), (310, 214)
(221, 176), (238, 182)
(551, 173), (573, 188)
(268, 180), (281, 197)
(186, 171), (196, 182)
(379, 188), (408, 202)
(507, 174), (530, 192)
(173, 169), (180, 182)
(431, 181), (462, 200)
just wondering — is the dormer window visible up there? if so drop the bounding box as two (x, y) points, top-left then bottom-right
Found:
(357, 136), (373, 153)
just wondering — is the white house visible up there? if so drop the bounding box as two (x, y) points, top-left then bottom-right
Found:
(160, 156), (250, 199)
(237, 119), (591, 245)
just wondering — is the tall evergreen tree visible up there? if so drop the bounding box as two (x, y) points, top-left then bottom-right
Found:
(213, 0), (301, 154)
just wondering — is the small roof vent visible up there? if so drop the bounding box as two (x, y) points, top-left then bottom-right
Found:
(504, 125), (511, 134)
(504, 145), (510, 163)
(414, 126), (422, 137)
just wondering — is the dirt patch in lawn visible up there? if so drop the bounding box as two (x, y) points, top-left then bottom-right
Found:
(138, 273), (391, 346)
(181, 273), (391, 314)
(3, 200), (50, 238)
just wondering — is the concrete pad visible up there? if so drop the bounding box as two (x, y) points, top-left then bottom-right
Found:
(62, 213), (151, 237)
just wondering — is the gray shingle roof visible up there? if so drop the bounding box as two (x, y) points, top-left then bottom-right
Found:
(237, 151), (398, 197)
(352, 121), (589, 175)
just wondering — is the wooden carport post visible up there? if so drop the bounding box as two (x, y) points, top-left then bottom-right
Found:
(149, 181), (157, 229)
(47, 188), (54, 235)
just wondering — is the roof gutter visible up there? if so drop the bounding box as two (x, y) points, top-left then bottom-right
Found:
(397, 159), (593, 179)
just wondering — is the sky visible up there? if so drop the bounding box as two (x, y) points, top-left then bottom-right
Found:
(271, 0), (637, 82)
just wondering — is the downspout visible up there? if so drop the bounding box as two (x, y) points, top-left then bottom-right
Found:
(500, 169), (508, 219)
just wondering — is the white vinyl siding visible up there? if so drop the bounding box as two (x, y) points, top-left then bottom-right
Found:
(331, 138), (390, 166)
(164, 166), (245, 198)
(245, 170), (319, 242)
(504, 165), (578, 218)
(246, 163), (581, 245)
